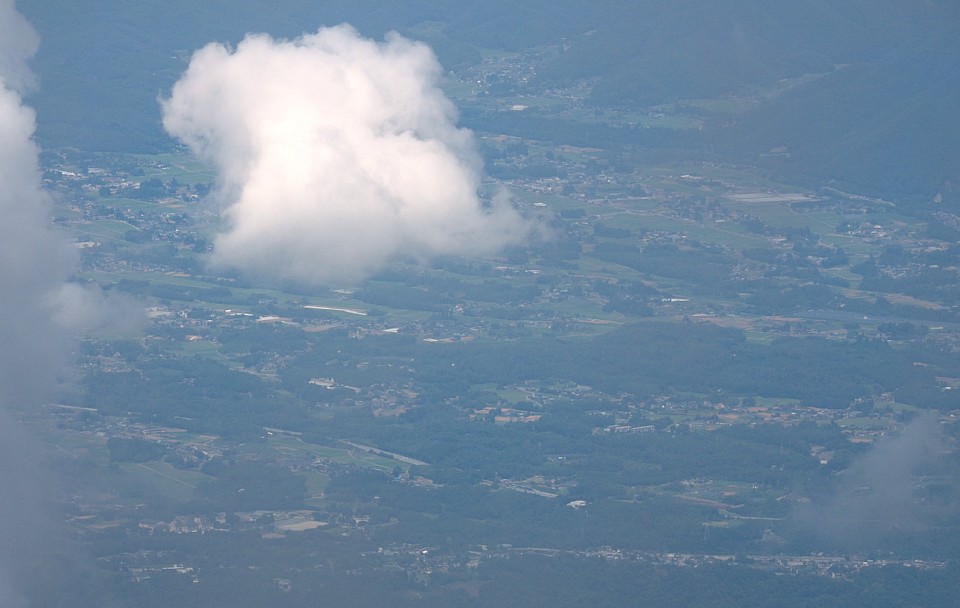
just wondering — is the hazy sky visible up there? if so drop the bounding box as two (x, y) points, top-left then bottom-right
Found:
(162, 25), (535, 285)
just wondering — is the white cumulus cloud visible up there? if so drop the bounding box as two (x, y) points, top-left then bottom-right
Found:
(162, 25), (533, 285)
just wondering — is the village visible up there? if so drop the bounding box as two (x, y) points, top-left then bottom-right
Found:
(31, 82), (960, 599)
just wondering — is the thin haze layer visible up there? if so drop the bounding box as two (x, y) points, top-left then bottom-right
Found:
(0, 3), (66, 604)
(162, 25), (532, 285)
(0, 5), (138, 603)
(0, 0), (73, 406)
(0, 2), (138, 404)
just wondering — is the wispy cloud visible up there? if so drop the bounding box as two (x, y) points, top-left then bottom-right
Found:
(798, 412), (957, 550)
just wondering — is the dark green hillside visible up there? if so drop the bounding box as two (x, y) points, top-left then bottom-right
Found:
(721, 30), (960, 205)
(543, 1), (957, 102)
(21, 0), (472, 151)
(23, 0), (960, 152)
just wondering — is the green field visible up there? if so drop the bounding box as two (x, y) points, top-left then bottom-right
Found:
(262, 435), (407, 474)
(135, 152), (217, 185)
(120, 461), (214, 501)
